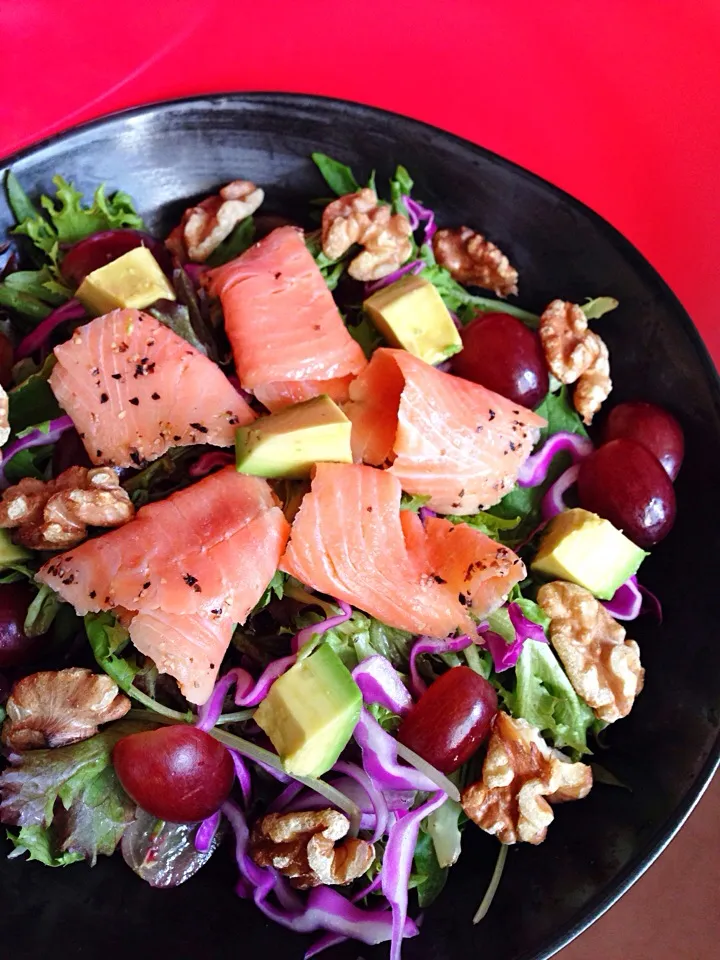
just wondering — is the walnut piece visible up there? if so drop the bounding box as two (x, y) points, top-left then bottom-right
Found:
(538, 299), (612, 424)
(462, 712), (592, 845)
(249, 809), (375, 889)
(0, 465), (134, 550)
(0, 384), (9, 448)
(2, 667), (131, 750)
(432, 226), (519, 297)
(166, 180), (264, 263)
(321, 188), (413, 281)
(537, 581), (644, 723)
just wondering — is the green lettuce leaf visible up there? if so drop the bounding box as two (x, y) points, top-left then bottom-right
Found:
(0, 721), (147, 865)
(413, 829), (448, 908)
(299, 609), (413, 670)
(400, 492), (432, 512)
(0, 265), (70, 321)
(311, 153), (361, 197)
(7, 825), (84, 867)
(389, 164), (413, 216)
(447, 510), (521, 541)
(23, 583), (62, 637)
(582, 297), (618, 320)
(8, 354), (63, 432)
(148, 301), (209, 355)
(252, 569), (287, 613)
(500, 638), (595, 756)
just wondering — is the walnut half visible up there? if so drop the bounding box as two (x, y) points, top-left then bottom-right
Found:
(249, 809), (375, 889)
(462, 712), (592, 844)
(0, 465), (134, 550)
(432, 226), (519, 297)
(166, 179), (265, 263)
(321, 188), (413, 281)
(1, 667), (131, 751)
(538, 581), (644, 723)
(538, 299), (612, 424)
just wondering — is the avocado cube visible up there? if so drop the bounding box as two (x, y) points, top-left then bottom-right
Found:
(76, 247), (175, 315)
(254, 644), (362, 777)
(531, 508), (647, 600)
(363, 274), (462, 366)
(236, 394), (353, 479)
(0, 529), (31, 567)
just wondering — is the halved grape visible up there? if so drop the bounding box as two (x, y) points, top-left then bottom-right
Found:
(0, 582), (48, 667)
(602, 401), (684, 480)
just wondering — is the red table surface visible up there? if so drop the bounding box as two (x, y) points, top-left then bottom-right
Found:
(0, 1), (718, 957)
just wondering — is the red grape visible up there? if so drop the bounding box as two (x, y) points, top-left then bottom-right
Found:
(60, 229), (172, 286)
(0, 332), (14, 388)
(602, 401), (684, 480)
(113, 725), (235, 823)
(397, 666), (497, 773)
(577, 438), (676, 548)
(0, 582), (48, 667)
(451, 313), (549, 409)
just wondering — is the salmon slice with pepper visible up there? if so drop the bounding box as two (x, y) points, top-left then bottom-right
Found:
(280, 462), (525, 637)
(345, 348), (546, 515)
(206, 226), (367, 409)
(50, 308), (254, 468)
(37, 468), (289, 703)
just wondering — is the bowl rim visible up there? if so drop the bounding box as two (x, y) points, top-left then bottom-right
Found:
(1, 90), (718, 960)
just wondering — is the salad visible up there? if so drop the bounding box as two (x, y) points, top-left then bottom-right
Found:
(0, 154), (681, 957)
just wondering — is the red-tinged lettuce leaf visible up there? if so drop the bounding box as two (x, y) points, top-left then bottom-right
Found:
(121, 807), (222, 888)
(7, 824), (84, 867)
(0, 719), (150, 865)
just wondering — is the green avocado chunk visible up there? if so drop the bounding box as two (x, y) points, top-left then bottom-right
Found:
(254, 644), (362, 778)
(363, 274), (462, 365)
(235, 394), (352, 479)
(76, 247), (175, 315)
(531, 507), (647, 600)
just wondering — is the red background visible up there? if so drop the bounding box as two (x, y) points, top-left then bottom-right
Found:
(0, 1), (718, 956)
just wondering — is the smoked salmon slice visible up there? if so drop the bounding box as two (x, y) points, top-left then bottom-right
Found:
(49, 308), (255, 468)
(206, 226), (367, 409)
(38, 468), (289, 703)
(346, 348), (545, 515)
(280, 462), (525, 637)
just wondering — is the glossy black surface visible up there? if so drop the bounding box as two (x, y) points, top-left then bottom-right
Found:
(1, 94), (718, 960)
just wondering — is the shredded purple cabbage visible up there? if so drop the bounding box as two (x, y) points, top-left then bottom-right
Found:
(333, 760), (389, 843)
(602, 576), (642, 620)
(352, 656), (413, 715)
(517, 431), (593, 488)
(196, 657), (296, 730)
(14, 299), (87, 360)
(305, 876), (384, 959)
(229, 749), (253, 805)
(507, 602), (547, 644)
(408, 634), (472, 698)
(418, 506), (437, 524)
(354, 710), (438, 793)
(541, 463), (580, 519)
(480, 604), (547, 672)
(638, 580), (663, 622)
(188, 451), (234, 477)
(364, 260), (424, 296)
(292, 600), (352, 653)
(194, 810), (221, 852)
(382, 790), (446, 960)
(0, 415), (74, 489)
(401, 196), (437, 246)
(223, 799), (416, 946)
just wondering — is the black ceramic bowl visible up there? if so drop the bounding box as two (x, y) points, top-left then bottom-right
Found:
(0, 94), (718, 960)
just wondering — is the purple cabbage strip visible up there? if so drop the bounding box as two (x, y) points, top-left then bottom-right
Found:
(229, 749), (253, 806)
(602, 576), (643, 620)
(401, 196), (437, 245)
(517, 431), (594, 488)
(541, 463), (580, 520)
(383, 790), (446, 960)
(334, 760), (389, 843)
(292, 600), (352, 653)
(269, 780), (306, 813)
(194, 810), (221, 852)
(364, 260), (424, 296)
(304, 875), (384, 958)
(0, 415), (74, 489)
(478, 626), (524, 673)
(408, 634), (473, 698)
(14, 299), (87, 360)
(352, 656), (413, 716)
(418, 506), (437, 523)
(223, 800), (416, 947)
(354, 710), (437, 793)
(196, 657), (296, 730)
(507, 602), (548, 644)
(188, 450), (234, 477)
